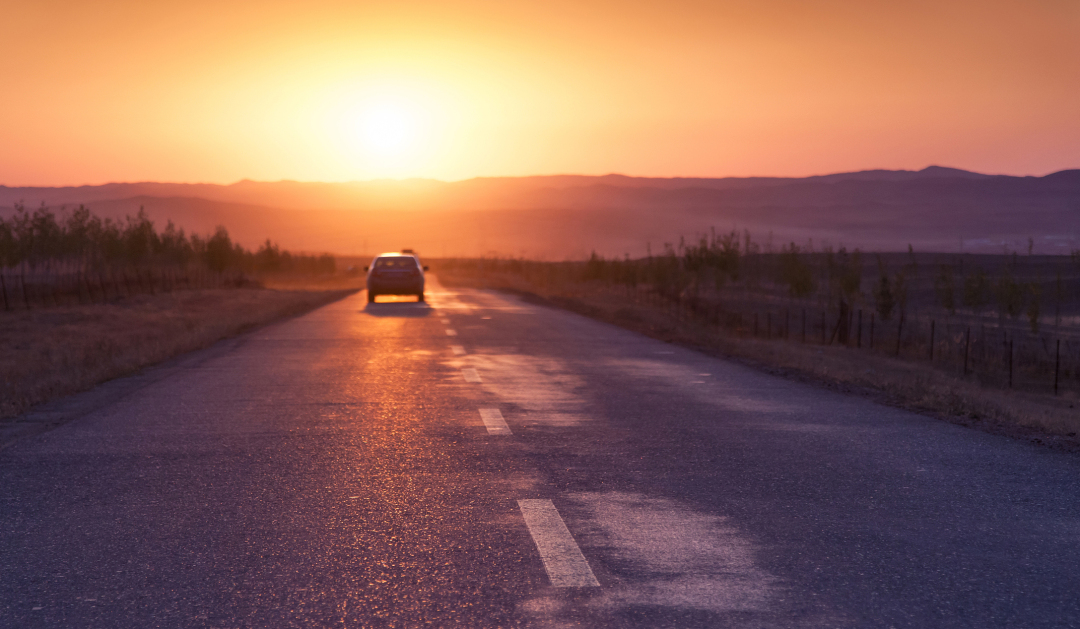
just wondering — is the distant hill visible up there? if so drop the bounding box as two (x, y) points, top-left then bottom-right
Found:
(2, 166), (1078, 258)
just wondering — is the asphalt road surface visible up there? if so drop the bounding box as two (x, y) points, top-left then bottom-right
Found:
(3, 278), (1080, 628)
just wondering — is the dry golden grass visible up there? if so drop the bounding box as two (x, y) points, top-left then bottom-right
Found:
(0, 287), (352, 419)
(258, 271), (366, 291)
(438, 269), (1080, 449)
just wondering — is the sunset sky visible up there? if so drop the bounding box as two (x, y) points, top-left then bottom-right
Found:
(5, 0), (1079, 186)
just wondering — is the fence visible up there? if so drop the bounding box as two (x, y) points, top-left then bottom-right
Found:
(626, 282), (1079, 398)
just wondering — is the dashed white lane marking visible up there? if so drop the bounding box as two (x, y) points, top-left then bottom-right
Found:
(518, 499), (600, 588)
(440, 318), (451, 324)
(446, 329), (458, 336)
(462, 368), (482, 383)
(479, 408), (512, 435)
(451, 345), (466, 355)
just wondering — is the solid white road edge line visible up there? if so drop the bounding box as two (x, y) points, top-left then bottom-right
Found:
(479, 408), (512, 435)
(451, 345), (466, 355)
(517, 499), (600, 588)
(462, 368), (482, 383)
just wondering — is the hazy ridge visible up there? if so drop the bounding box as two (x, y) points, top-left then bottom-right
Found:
(2, 166), (1078, 259)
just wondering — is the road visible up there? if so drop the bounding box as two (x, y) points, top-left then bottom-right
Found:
(3, 278), (1080, 628)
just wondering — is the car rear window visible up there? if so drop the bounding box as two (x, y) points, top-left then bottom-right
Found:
(374, 257), (418, 268)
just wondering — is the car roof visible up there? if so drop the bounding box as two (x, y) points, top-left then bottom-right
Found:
(374, 252), (415, 258)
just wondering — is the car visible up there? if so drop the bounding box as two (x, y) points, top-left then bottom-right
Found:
(365, 252), (429, 303)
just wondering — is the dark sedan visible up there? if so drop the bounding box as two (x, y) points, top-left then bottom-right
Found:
(365, 253), (428, 302)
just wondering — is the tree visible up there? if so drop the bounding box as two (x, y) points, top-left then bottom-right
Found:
(778, 243), (815, 299)
(26, 206), (64, 269)
(836, 248), (862, 304)
(874, 258), (896, 321)
(894, 270), (909, 322)
(995, 273), (1024, 321)
(906, 244), (918, 278)
(122, 208), (157, 265)
(255, 239), (282, 272)
(1027, 283), (1041, 333)
(205, 227), (234, 272)
(934, 264), (956, 314)
(1054, 268), (1065, 327)
(961, 268), (990, 313)
(0, 215), (14, 268)
(584, 250), (605, 280)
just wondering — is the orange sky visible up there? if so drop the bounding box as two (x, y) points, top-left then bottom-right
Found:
(4, 0), (1079, 185)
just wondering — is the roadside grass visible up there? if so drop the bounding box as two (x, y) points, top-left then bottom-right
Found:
(0, 287), (354, 420)
(436, 269), (1080, 450)
(258, 271), (366, 291)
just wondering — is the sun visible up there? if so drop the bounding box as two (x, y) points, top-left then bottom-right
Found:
(327, 84), (452, 176)
(345, 99), (423, 160)
(362, 104), (417, 154)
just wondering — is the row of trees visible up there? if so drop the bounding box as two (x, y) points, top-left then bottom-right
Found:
(0, 204), (334, 275)
(930, 264), (1071, 331)
(499, 229), (1080, 335)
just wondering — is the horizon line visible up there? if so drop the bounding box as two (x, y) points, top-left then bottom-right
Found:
(3, 164), (1079, 189)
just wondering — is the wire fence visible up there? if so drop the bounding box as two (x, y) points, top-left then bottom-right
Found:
(644, 286), (1080, 397)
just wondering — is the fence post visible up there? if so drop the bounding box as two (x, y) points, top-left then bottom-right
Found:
(870, 313), (875, 350)
(929, 320), (935, 361)
(785, 309), (790, 339)
(766, 312), (771, 339)
(20, 274), (29, 309)
(1055, 339), (1060, 396)
(754, 313), (759, 337)
(0, 274), (8, 311)
(821, 310), (826, 344)
(857, 309), (862, 348)
(801, 308), (806, 343)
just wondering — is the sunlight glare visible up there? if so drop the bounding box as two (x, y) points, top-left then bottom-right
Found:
(360, 103), (417, 155)
(324, 80), (461, 178)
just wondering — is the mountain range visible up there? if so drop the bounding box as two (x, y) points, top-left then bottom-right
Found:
(2, 166), (1078, 258)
